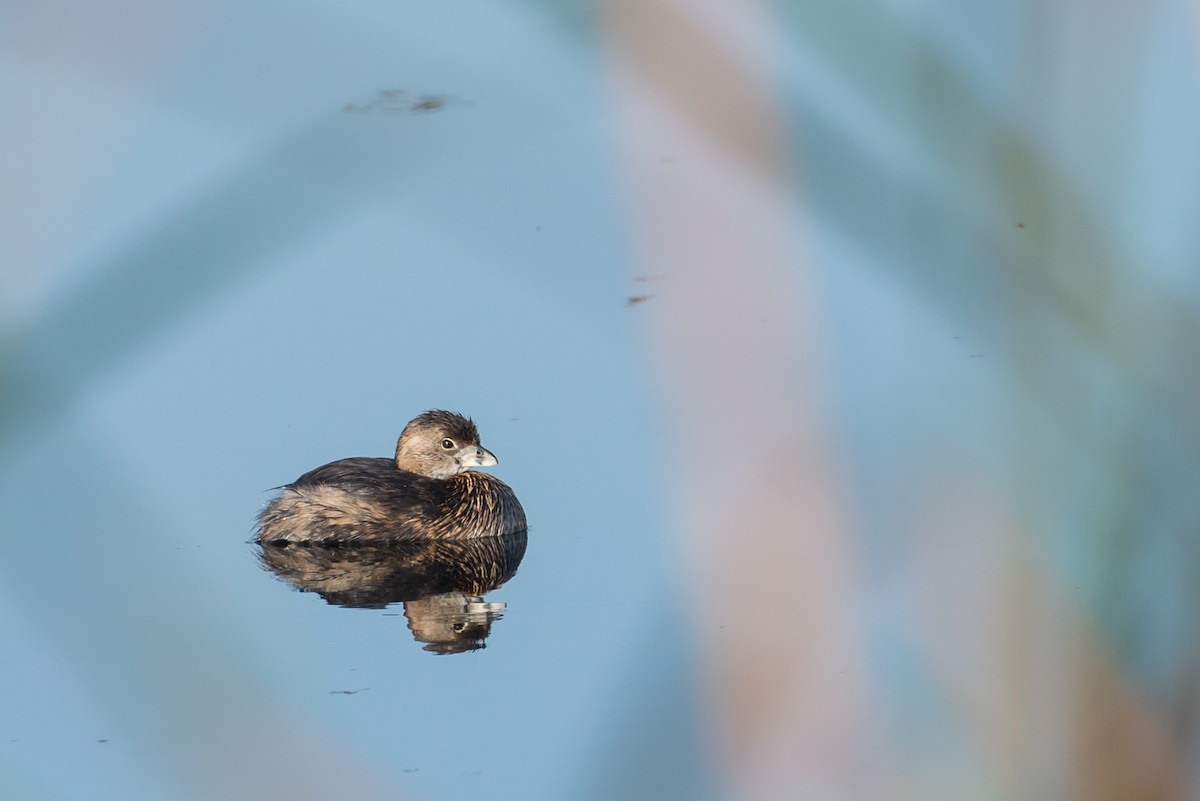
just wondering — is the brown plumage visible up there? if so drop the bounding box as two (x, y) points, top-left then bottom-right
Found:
(256, 410), (526, 543)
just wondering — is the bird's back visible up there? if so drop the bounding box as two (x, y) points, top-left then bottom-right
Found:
(257, 457), (525, 543)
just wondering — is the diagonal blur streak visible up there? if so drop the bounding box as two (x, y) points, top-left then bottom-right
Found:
(0, 115), (438, 447)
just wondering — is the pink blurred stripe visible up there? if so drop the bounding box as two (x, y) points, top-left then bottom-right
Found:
(601, 1), (888, 798)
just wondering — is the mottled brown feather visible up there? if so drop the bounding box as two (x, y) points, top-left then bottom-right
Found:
(255, 412), (526, 543)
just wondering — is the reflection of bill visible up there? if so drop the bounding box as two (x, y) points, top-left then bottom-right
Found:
(404, 594), (509, 655)
(256, 533), (527, 654)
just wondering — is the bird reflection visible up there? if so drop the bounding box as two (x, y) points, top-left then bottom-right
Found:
(256, 532), (527, 654)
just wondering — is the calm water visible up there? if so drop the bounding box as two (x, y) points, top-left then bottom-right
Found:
(1, 4), (683, 798)
(0, 263), (680, 801)
(6, 2), (1200, 800)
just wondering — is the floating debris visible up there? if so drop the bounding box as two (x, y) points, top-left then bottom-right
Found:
(409, 95), (448, 113)
(342, 90), (462, 115)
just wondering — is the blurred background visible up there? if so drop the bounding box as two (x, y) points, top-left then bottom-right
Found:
(3, 1), (1199, 799)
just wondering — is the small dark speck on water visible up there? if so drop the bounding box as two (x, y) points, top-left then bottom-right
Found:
(410, 95), (447, 113)
(1016, 221), (1026, 228)
(330, 688), (369, 695)
(382, 612), (400, 617)
(627, 294), (652, 306)
(97, 739), (109, 744)
(968, 354), (983, 358)
(402, 768), (420, 774)
(634, 274), (665, 282)
(342, 89), (459, 115)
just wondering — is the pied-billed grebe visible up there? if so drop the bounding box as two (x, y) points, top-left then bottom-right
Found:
(256, 410), (526, 543)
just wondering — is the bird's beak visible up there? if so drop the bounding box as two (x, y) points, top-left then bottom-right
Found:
(460, 445), (498, 468)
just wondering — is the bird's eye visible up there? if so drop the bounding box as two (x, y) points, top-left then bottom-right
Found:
(441, 438), (455, 450)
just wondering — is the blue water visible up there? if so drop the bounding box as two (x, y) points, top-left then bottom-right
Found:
(0, 4), (699, 799)
(7, 1), (1200, 799)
